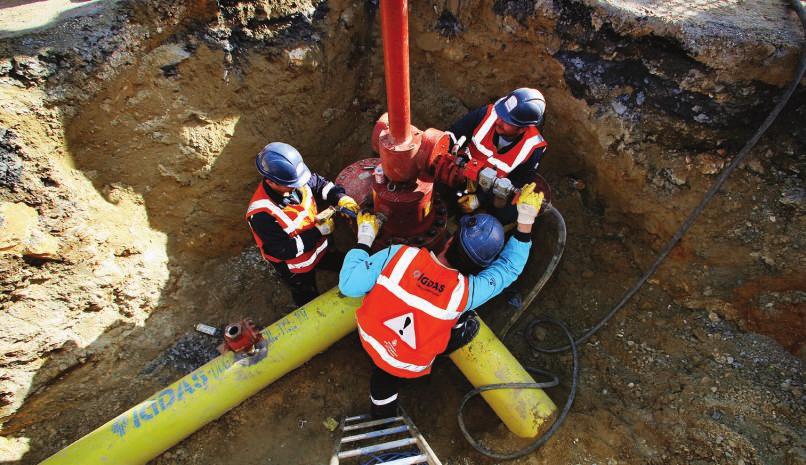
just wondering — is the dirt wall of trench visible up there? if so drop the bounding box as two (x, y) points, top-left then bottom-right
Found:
(0, 0), (377, 452)
(395, 0), (806, 355)
(0, 0), (804, 463)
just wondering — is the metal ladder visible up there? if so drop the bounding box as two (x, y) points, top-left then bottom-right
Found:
(329, 407), (442, 465)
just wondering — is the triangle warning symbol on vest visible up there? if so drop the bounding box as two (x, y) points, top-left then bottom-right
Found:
(384, 313), (417, 350)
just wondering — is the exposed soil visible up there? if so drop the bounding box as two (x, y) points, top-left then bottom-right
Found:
(0, 0), (804, 464)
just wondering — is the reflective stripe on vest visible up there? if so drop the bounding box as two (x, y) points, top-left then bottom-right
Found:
(357, 323), (431, 374)
(355, 246), (470, 378)
(286, 237), (328, 271)
(321, 181), (335, 199)
(376, 247), (465, 321)
(245, 183), (326, 273)
(470, 103), (546, 174)
(246, 185), (315, 234)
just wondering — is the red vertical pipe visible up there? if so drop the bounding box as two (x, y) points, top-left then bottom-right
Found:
(380, 0), (412, 144)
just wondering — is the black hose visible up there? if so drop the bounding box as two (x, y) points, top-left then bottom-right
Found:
(457, 319), (578, 461)
(537, 0), (806, 354)
(459, 0), (806, 459)
(500, 205), (567, 339)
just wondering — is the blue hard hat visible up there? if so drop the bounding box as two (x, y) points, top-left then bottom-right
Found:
(458, 213), (505, 267)
(255, 142), (311, 187)
(494, 88), (546, 127)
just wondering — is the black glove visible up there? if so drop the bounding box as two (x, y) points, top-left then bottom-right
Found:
(443, 311), (480, 354)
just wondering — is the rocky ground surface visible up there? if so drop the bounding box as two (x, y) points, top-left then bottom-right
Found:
(0, 0), (804, 464)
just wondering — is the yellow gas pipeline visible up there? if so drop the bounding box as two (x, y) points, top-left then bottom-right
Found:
(41, 288), (556, 465)
(40, 287), (360, 465)
(450, 319), (556, 438)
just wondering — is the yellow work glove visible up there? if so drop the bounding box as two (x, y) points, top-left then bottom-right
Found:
(337, 196), (360, 215)
(515, 182), (545, 225)
(315, 215), (335, 235)
(357, 211), (381, 246)
(457, 194), (479, 213)
(457, 180), (479, 213)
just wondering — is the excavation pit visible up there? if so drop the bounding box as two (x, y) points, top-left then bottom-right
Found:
(0, 0), (804, 463)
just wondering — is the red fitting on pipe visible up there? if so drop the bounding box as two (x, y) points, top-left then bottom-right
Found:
(380, 0), (412, 145)
(223, 319), (263, 353)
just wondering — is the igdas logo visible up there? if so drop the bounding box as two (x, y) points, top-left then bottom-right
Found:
(412, 270), (445, 293)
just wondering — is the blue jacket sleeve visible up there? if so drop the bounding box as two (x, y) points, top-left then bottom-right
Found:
(338, 245), (402, 297)
(464, 236), (531, 311)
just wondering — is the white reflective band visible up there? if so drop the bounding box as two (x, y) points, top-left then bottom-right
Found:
(378, 247), (464, 320)
(247, 199), (296, 234)
(287, 238), (328, 270)
(445, 131), (457, 144)
(471, 107), (497, 158)
(376, 276), (463, 321)
(447, 275), (466, 313)
(485, 134), (545, 174)
(370, 393), (398, 406)
(293, 235), (304, 257)
(322, 182), (335, 199)
(389, 247), (418, 283)
(294, 186), (314, 229)
(358, 324), (431, 373)
(297, 169), (311, 186)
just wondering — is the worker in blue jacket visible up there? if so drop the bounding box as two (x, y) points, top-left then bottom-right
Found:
(339, 183), (544, 418)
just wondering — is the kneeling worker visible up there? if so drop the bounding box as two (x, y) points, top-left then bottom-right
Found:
(448, 88), (548, 224)
(339, 183), (545, 418)
(246, 142), (359, 307)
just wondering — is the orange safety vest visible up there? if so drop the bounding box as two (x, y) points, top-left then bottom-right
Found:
(356, 246), (470, 378)
(468, 104), (548, 175)
(245, 182), (328, 274)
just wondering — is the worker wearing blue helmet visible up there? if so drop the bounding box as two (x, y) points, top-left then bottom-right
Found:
(246, 142), (360, 307)
(339, 183), (545, 418)
(447, 88), (548, 224)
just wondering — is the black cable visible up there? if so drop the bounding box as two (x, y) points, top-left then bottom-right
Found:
(501, 204), (567, 338)
(457, 319), (578, 460)
(459, 0), (806, 459)
(538, 0), (806, 354)
(360, 451), (419, 465)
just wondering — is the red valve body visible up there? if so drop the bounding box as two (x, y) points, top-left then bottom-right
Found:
(224, 319), (263, 353)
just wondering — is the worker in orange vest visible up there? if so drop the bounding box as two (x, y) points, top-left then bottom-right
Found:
(246, 142), (359, 307)
(339, 183), (545, 418)
(447, 88), (548, 224)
